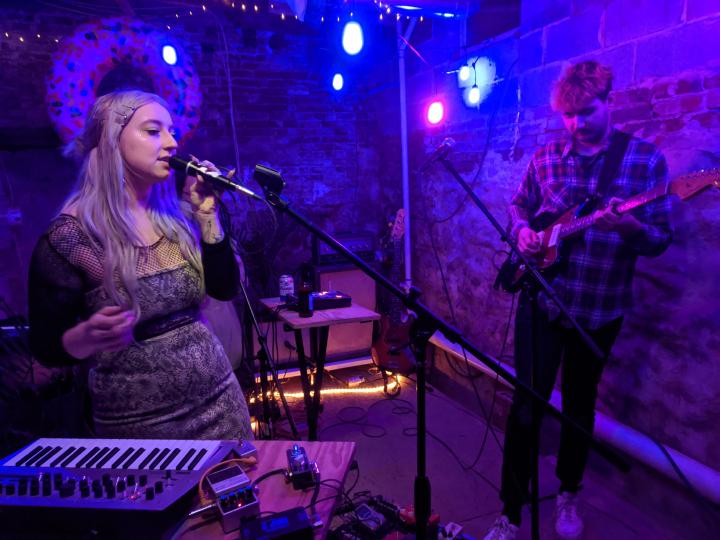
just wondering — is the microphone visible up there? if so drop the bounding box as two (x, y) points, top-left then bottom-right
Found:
(419, 138), (455, 172)
(169, 156), (263, 201)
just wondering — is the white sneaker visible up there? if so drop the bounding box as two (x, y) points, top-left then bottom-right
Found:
(555, 491), (583, 539)
(483, 516), (519, 540)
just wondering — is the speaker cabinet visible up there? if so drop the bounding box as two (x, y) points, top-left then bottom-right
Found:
(317, 266), (375, 361)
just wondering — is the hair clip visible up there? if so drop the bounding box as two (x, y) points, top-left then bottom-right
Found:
(115, 104), (138, 127)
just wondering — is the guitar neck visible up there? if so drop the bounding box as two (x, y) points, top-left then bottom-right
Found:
(559, 183), (667, 239)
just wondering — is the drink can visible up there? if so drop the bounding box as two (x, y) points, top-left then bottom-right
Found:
(279, 275), (294, 301)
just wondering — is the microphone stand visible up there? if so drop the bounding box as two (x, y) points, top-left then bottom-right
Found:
(254, 168), (628, 540)
(436, 155), (620, 540)
(236, 273), (300, 441)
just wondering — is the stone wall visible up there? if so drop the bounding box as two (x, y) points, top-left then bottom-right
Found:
(367, 0), (720, 468)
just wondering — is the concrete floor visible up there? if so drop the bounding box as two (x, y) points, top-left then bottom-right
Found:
(262, 363), (715, 540)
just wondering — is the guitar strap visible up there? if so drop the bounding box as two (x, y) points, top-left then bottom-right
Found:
(594, 129), (631, 200)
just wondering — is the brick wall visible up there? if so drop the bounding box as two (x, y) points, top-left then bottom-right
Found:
(367, 0), (720, 468)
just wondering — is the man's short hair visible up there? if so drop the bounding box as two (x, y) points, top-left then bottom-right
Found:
(551, 60), (613, 111)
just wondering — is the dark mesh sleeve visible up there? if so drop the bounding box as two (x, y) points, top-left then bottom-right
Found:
(201, 234), (239, 301)
(28, 233), (86, 367)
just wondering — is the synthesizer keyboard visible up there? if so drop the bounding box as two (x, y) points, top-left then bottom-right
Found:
(0, 437), (256, 512)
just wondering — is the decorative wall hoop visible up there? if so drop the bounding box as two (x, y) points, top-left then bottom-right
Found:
(46, 17), (202, 144)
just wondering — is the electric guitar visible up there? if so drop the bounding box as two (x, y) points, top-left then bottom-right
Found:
(495, 168), (720, 293)
(371, 209), (415, 375)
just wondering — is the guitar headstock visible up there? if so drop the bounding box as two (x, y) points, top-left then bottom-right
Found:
(670, 168), (720, 200)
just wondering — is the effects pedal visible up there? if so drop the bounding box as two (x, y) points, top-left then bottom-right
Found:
(205, 464), (258, 533)
(355, 503), (386, 533)
(285, 445), (319, 490)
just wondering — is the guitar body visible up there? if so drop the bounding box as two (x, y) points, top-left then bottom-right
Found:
(371, 209), (416, 376)
(371, 315), (415, 375)
(496, 202), (589, 293)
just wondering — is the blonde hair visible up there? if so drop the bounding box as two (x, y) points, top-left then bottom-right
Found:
(552, 61), (613, 111)
(61, 90), (203, 314)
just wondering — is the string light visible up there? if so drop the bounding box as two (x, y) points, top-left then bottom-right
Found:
(2, 0), (425, 41)
(249, 379), (400, 401)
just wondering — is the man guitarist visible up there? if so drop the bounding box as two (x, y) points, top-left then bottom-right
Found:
(484, 61), (672, 540)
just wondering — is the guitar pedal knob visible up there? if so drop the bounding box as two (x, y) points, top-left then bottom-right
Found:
(145, 487), (155, 500)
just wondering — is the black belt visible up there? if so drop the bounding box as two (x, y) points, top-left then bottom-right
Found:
(133, 307), (200, 342)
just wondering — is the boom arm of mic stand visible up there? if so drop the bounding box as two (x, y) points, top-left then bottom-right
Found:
(256, 171), (627, 540)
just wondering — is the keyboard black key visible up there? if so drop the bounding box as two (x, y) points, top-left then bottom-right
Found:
(60, 447), (86, 467)
(96, 447), (120, 468)
(138, 448), (160, 470)
(50, 447), (76, 468)
(111, 448), (134, 469)
(26, 446), (54, 467)
(175, 449), (195, 471)
(35, 446), (63, 467)
(76, 447), (100, 468)
(85, 447), (110, 468)
(149, 448), (170, 470)
(123, 448), (145, 469)
(16, 446), (44, 466)
(186, 448), (208, 471)
(158, 448), (180, 470)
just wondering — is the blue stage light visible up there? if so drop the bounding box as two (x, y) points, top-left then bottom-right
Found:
(342, 21), (364, 55)
(162, 45), (177, 65)
(332, 73), (344, 91)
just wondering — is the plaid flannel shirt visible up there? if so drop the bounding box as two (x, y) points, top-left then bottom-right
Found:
(508, 129), (673, 329)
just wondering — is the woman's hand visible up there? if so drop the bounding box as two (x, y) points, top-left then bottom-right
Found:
(182, 155), (221, 215)
(183, 155), (235, 243)
(62, 306), (136, 359)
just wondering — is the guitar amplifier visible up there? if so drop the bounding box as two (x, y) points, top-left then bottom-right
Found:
(312, 232), (376, 266)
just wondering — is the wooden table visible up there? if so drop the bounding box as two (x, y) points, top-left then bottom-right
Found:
(173, 440), (356, 539)
(260, 298), (381, 440)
